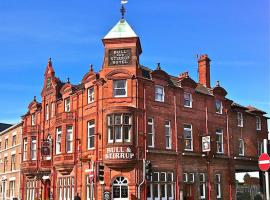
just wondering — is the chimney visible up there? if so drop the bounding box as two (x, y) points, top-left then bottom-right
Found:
(198, 54), (211, 88)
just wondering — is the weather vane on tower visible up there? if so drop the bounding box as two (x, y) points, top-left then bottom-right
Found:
(120, 0), (128, 19)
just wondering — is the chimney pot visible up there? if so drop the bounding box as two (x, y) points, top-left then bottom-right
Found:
(198, 54), (211, 88)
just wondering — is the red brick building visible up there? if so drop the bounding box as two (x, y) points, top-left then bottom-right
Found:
(20, 16), (268, 200)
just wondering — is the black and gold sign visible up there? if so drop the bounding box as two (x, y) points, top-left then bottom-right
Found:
(108, 48), (132, 66)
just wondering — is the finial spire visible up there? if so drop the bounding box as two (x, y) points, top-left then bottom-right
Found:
(120, 0), (128, 19)
(67, 77), (70, 83)
(90, 64), (93, 72)
(156, 63), (161, 70)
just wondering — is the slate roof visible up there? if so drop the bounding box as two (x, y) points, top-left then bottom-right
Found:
(0, 123), (13, 132)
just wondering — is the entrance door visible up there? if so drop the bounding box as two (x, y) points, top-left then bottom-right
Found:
(184, 184), (194, 200)
(44, 180), (51, 200)
(112, 177), (129, 200)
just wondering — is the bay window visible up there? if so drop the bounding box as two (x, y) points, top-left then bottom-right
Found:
(107, 114), (132, 143)
(31, 137), (37, 160)
(56, 127), (62, 154)
(66, 126), (73, 153)
(23, 138), (28, 161)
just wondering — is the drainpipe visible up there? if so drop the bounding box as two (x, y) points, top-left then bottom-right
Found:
(226, 109), (233, 200)
(174, 94), (179, 200)
(205, 105), (211, 200)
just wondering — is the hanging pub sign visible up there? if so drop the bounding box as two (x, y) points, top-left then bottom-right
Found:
(108, 48), (132, 66)
(41, 140), (51, 156)
(104, 191), (111, 200)
(105, 147), (135, 160)
(202, 136), (211, 152)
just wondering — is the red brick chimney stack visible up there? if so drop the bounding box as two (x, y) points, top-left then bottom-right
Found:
(198, 54), (211, 88)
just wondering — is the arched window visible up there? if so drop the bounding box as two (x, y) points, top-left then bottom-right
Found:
(112, 177), (128, 200)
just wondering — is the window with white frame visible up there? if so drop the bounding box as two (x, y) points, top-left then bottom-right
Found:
(184, 124), (193, 151)
(31, 137), (37, 160)
(58, 176), (74, 200)
(155, 85), (164, 102)
(215, 99), (222, 114)
(86, 175), (95, 200)
(66, 126), (73, 153)
(215, 174), (222, 199)
(9, 180), (15, 198)
(113, 80), (127, 97)
(87, 121), (95, 149)
(216, 128), (224, 153)
(56, 127), (62, 154)
(184, 92), (192, 108)
(239, 139), (245, 156)
(4, 157), (8, 172)
(45, 104), (49, 120)
(64, 97), (70, 112)
(147, 171), (175, 200)
(147, 118), (155, 148)
(107, 114), (132, 143)
(23, 138), (28, 161)
(256, 116), (261, 130)
(199, 173), (206, 199)
(87, 87), (94, 103)
(31, 114), (36, 125)
(237, 112), (243, 127)
(165, 121), (172, 149)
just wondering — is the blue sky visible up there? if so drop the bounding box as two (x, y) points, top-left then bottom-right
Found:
(0, 0), (269, 125)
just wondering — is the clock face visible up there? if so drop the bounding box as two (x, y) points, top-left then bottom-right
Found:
(46, 77), (52, 89)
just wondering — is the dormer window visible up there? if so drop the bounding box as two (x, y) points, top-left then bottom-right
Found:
(87, 87), (95, 103)
(256, 116), (261, 130)
(65, 97), (70, 112)
(215, 99), (222, 114)
(184, 92), (192, 108)
(155, 85), (164, 102)
(113, 80), (127, 97)
(237, 112), (243, 127)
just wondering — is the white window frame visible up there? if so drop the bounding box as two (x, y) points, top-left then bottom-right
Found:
(155, 85), (165, 102)
(256, 116), (261, 130)
(23, 138), (28, 161)
(9, 180), (15, 198)
(12, 135), (16, 146)
(184, 92), (192, 108)
(215, 99), (223, 114)
(183, 173), (188, 183)
(184, 124), (193, 151)
(11, 154), (16, 171)
(66, 126), (73, 153)
(216, 174), (222, 198)
(45, 104), (49, 121)
(87, 87), (95, 103)
(147, 118), (155, 148)
(216, 129), (224, 154)
(237, 112), (243, 127)
(87, 121), (95, 149)
(165, 120), (172, 149)
(153, 172), (160, 200)
(239, 139), (245, 156)
(51, 102), (55, 117)
(160, 172), (167, 200)
(65, 97), (71, 112)
(199, 173), (206, 199)
(56, 127), (62, 154)
(113, 80), (127, 97)
(31, 137), (37, 160)
(167, 172), (174, 200)
(4, 138), (8, 149)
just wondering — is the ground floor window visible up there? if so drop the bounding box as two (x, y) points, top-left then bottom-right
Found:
(215, 174), (222, 199)
(26, 179), (37, 200)
(147, 171), (175, 200)
(86, 175), (95, 200)
(58, 176), (74, 200)
(112, 176), (128, 199)
(9, 180), (15, 198)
